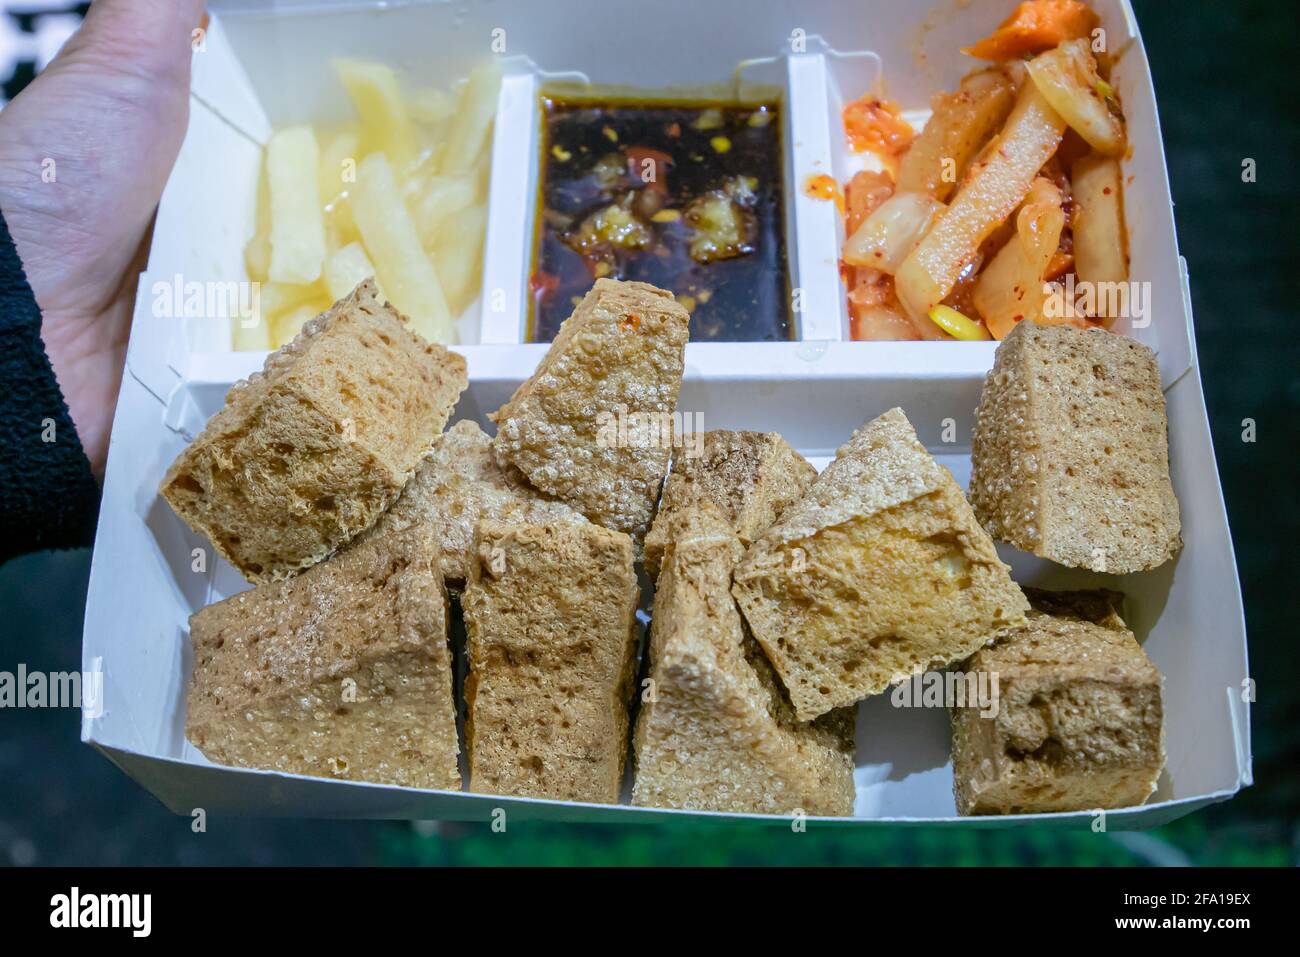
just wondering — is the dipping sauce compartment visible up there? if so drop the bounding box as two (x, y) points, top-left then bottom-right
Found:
(477, 47), (849, 347)
(530, 98), (790, 343)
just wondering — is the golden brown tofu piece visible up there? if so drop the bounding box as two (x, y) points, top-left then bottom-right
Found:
(362, 420), (589, 583)
(161, 280), (467, 582)
(969, 322), (1181, 573)
(186, 523), (459, 790)
(490, 279), (689, 539)
(462, 520), (640, 803)
(633, 506), (856, 815)
(733, 407), (1028, 721)
(643, 429), (816, 579)
(951, 589), (1165, 815)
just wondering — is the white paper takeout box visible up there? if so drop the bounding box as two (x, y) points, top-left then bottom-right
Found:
(82, 0), (1250, 828)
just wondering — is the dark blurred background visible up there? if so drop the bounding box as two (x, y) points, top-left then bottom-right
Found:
(1, 0), (1296, 866)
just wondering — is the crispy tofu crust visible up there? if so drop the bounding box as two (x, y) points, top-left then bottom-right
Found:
(490, 279), (689, 539)
(643, 430), (817, 579)
(952, 588), (1165, 815)
(969, 322), (1181, 573)
(633, 505), (856, 815)
(161, 280), (467, 583)
(186, 523), (460, 790)
(362, 420), (589, 582)
(733, 408), (1028, 721)
(462, 520), (640, 803)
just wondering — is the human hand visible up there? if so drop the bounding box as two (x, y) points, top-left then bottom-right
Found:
(0, 0), (207, 477)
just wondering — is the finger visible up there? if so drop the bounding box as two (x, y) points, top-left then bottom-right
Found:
(56, 0), (208, 84)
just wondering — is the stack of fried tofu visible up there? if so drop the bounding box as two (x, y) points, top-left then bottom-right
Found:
(946, 321), (1177, 814)
(632, 505), (856, 815)
(173, 278), (692, 800)
(166, 276), (1179, 819)
(173, 282), (469, 787)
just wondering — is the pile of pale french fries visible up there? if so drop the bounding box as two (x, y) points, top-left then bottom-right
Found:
(237, 58), (501, 349)
(843, 29), (1129, 341)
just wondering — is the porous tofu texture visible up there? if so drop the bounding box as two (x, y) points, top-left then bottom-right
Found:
(643, 429), (817, 579)
(186, 523), (460, 790)
(490, 278), (690, 539)
(462, 520), (640, 803)
(362, 420), (589, 582)
(733, 407), (1028, 721)
(160, 280), (467, 583)
(969, 322), (1181, 573)
(632, 506), (856, 816)
(951, 590), (1165, 815)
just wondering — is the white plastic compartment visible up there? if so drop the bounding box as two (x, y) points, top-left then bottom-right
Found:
(85, 0), (1250, 827)
(86, 354), (1249, 827)
(816, 4), (1190, 381)
(136, 0), (1193, 389)
(477, 49), (845, 345)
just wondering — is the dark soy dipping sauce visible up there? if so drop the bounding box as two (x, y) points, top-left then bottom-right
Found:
(529, 97), (791, 343)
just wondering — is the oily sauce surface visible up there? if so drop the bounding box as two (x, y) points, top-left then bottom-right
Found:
(530, 98), (791, 342)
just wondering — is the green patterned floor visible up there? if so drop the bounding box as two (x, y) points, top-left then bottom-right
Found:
(372, 811), (1292, 867)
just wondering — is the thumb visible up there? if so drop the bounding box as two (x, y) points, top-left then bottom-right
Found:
(55, 0), (208, 84)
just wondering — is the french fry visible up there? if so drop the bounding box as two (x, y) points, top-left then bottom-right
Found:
(350, 152), (453, 342)
(408, 87), (455, 126)
(474, 150), (493, 197)
(408, 89), (455, 172)
(258, 281), (323, 320)
(244, 166), (272, 283)
(318, 124), (360, 207)
(1071, 152), (1128, 325)
(896, 67), (1017, 201)
(271, 301), (329, 349)
(432, 203), (488, 315)
(234, 59), (496, 350)
(244, 221), (271, 285)
(972, 177), (1067, 338)
(324, 203), (360, 256)
(895, 82), (1065, 322)
(267, 126), (327, 284)
(318, 126), (361, 251)
(231, 309), (273, 351)
(323, 241), (378, 302)
(413, 174), (479, 248)
(334, 59), (416, 172)
(440, 59), (502, 175)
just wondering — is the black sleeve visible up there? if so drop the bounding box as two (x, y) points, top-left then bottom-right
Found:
(0, 206), (101, 565)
